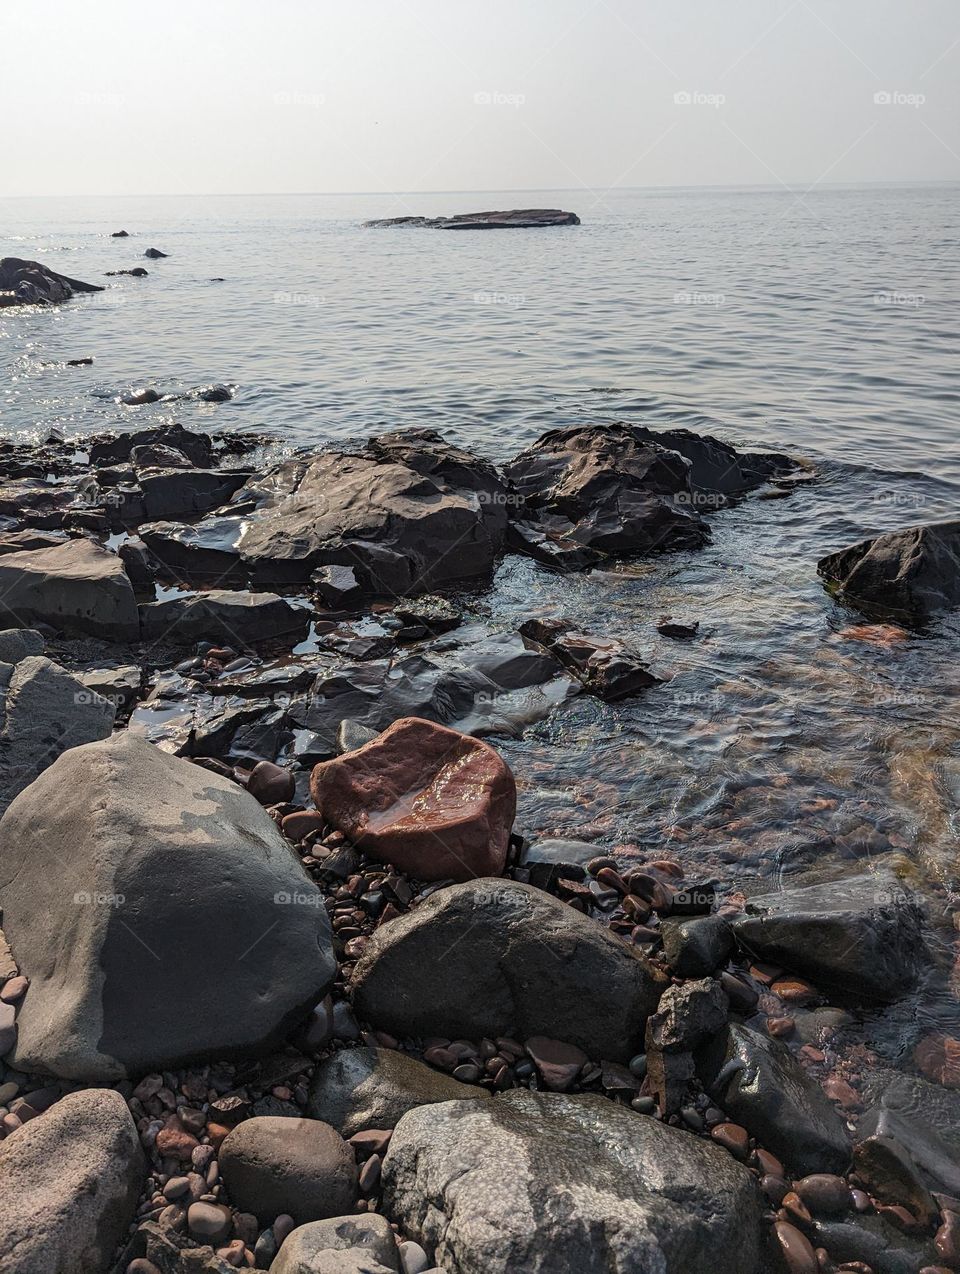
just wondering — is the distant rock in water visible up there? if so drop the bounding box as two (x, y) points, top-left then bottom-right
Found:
(110, 229), (130, 237)
(363, 208), (580, 229)
(105, 267), (148, 277)
(818, 520), (960, 621)
(0, 257), (104, 307)
(143, 247), (169, 258)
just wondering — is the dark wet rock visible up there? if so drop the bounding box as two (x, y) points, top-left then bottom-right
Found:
(0, 654), (114, 815)
(122, 387), (162, 405)
(818, 520), (960, 621)
(699, 1023), (850, 1176)
(66, 355), (95, 364)
(135, 467), (252, 520)
(307, 1046), (490, 1136)
(111, 229), (130, 236)
(76, 663), (141, 710)
(657, 615), (700, 639)
(0, 1088), (143, 1273)
(0, 529), (69, 556)
(219, 1116), (357, 1224)
(661, 914), (734, 978)
(519, 836), (600, 889)
(730, 871), (926, 1004)
(0, 537), (139, 640)
(0, 477), (80, 529)
(270, 1214), (401, 1274)
(144, 247), (169, 258)
(132, 442), (194, 468)
(90, 422), (215, 468)
(352, 879), (667, 1062)
(364, 208), (580, 229)
(859, 1069), (960, 1195)
(0, 256), (104, 305)
(520, 616), (660, 700)
(807, 1214), (933, 1274)
(626, 424), (796, 498)
(505, 517), (603, 570)
(190, 383), (234, 403)
(312, 563), (362, 608)
(0, 732), (335, 1080)
(310, 716), (516, 881)
(393, 594), (463, 638)
(853, 1135), (939, 1228)
(105, 266), (148, 277)
(139, 591), (309, 645)
(381, 1089), (761, 1274)
(503, 423), (710, 565)
(138, 429), (510, 593)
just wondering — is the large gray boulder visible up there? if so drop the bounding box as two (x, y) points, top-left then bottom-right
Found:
(0, 1088), (143, 1274)
(0, 256), (104, 306)
(699, 1023), (850, 1176)
(0, 654), (115, 814)
(307, 1045), (491, 1135)
(730, 871), (927, 1003)
(351, 880), (667, 1062)
(0, 537), (139, 640)
(270, 1215), (399, 1274)
(0, 732), (336, 1080)
(818, 520), (960, 620)
(219, 1116), (357, 1224)
(381, 1090), (762, 1274)
(138, 429), (510, 594)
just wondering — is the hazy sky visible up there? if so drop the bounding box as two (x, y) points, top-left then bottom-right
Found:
(3, 0), (958, 197)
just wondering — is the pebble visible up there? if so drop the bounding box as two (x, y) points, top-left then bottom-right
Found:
(246, 760), (296, 806)
(399, 1240), (430, 1274)
(127, 1261), (162, 1274)
(525, 1036), (589, 1092)
(754, 1148), (785, 1177)
(162, 1176), (191, 1200)
(935, 1211), (960, 1266)
(628, 1054), (647, 1078)
(350, 1128), (393, 1157)
(452, 1063), (481, 1083)
(767, 1016), (796, 1038)
(188, 1201), (232, 1243)
(0, 976), (28, 1003)
(762, 1175), (790, 1206)
(631, 1096), (656, 1115)
(822, 1075), (861, 1110)
(359, 1153), (382, 1192)
(720, 971), (758, 1012)
(771, 976), (819, 1006)
(773, 1220), (819, 1274)
(794, 1174), (851, 1216)
(710, 1122), (750, 1160)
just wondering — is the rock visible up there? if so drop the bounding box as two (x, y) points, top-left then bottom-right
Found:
(0, 732), (336, 1079)
(337, 719), (379, 753)
(90, 423), (214, 468)
(77, 663), (141, 711)
(657, 616), (700, 639)
(626, 424), (795, 497)
(699, 1023), (850, 1176)
(139, 429), (509, 593)
(0, 628), (44, 663)
(645, 978), (728, 1115)
(730, 872), (926, 1003)
(307, 1046), (490, 1135)
(0, 537), (139, 640)
(352, 879), (667, 1062)
(219, 1117), (357, 1224)
(0, 1088), (143, 1273)
(858, 1070), (960, 1195)
(188, 1201), (232, 1242)
(144, 247), (169, 258)
(519, 617), (660, 700)
(132, 443), (194, 469)
(121, 387), (162, 405)
(105, 267), (148, 277)
(0, 654), (115, 814)
(853, 1135), (938, 1228)
(818, 521), (960, 621)
(0, 256), (104, 305)
(381, 1089), (761, 1274)
(247, 759), (296, 804)
(310, 717), (516, 882)
(364, 208), (580, 229)
(269, 1214), (400, 1274)
(111, 229), (130, 236)
(135, 467), (251, 520)
(772, 1221), (819, 1274)
(312, 564), (362, 608)
(525, 1036), (589, 1091)
(139, 591), (310, 645)
(66, 355), (94, 365)
(793, 1174), (852, 1216)
(661, 914), (734, 978)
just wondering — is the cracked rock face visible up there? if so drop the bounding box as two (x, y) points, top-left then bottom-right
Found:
(351, 878), (667, 1061)
(381, 1090), (762, 1274)
(0, 732), (336, 1080)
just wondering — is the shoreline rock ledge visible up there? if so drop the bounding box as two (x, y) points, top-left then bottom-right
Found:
(363, 208), (580, 229)
(0, 256), (104, 307)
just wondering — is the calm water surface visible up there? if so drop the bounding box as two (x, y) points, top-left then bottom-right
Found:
(2, 186), (959, 1059)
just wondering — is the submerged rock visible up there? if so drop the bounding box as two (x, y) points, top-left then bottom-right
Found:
(626, 423), (795, 497)
(0, 732), (336, 1080)
(364, 208), (580, 229)
(381, 1090), (761, 1274)
(730, 871), (926, 1004)
(520, 616), (660, 700)
(138, 429), (510, 593)
(0, 256), (104, 306)
(144, 247), (169, 258)
(0, 1088), (143, 1274)
(0, 536), (139, 640)
(310, 716), (517, 881)
(818, 520), (960, 620)
(307, 1045), (490, 1135)
(352, 879), (667, 1061)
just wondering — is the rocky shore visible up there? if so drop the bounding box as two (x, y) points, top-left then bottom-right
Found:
(362, 208), (581, 229)
(0, 411), (958, 1274)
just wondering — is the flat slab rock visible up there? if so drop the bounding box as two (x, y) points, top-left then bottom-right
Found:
(381, 1089), (762, 1274)
(0, 1088), (143, 1274)
(0, 732), (336, 1080)
(363, 208), (580, 229)
(310, 716), (517, 881)
(269, 1214), (401, 1274)
(818, 519), (960, 621)
(0, 536), (139, 640)
(351, 878), (667, 1062)
(731, 870), (927, 1004)
(139, 589), (310, 645)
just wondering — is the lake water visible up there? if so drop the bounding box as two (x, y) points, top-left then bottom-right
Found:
(2, 185), (960, 1062)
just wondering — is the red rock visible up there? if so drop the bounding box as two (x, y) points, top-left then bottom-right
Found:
(822, 1075), (861, 1110)
(246, 760), (296, 805)
(772, 976), (819, 1006)
(783, 1191), (813, 1223)
(155, 1116), (199, 1161)
(768, 1016), (796, 1038)
(773, 1221), (819, 1274)
(935, 1210), (960, 1267)
(281, 810), (325, 842)
(794, 1174), (851, 1216)
(710, 1122), (750, 1160)
(0, 975), (28, 1004)
(310, 716), (516, 881)
(916, 1035), (960, 1089)
(755, 1148), (785, 1178)
(525, 1036), (589, 1092)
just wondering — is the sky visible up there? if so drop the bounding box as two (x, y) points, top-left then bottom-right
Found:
(3, 0), (959, 197)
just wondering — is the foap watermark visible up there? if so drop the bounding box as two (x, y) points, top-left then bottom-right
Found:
(675, 489), (728, 510)
(474, 90), (526, 108)
(274, 90), (325, 108)
(671, 689), (723, 712)
(74, 890), (125, 907)
(274, 890), (325, 907)
(473, 488), (525, 509)
(873, 689), (924, 709)
(73, 690), (128, 708)
(874, 291), (924, 308)
(473, 290), (526, 309)
(274, 290), (325, 308)
(474, 882), (532, 907)
(674, 90), (725, 109)
(674, 290), (725, 308)
(872, 489), (928, 508)
(75, 91), (124, 108)
(873, 90), (925, 108)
